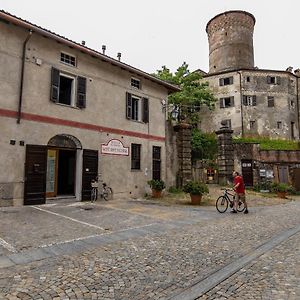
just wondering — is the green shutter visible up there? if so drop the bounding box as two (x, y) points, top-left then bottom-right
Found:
(50, 67), (60, 102)
(77, 76), (87, 108)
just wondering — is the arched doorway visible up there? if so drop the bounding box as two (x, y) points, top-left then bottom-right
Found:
(46, 134), (82, 198)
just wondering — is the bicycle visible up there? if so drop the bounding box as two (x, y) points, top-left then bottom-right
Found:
(216, 188), (245, 213)
(91, 178), (113, 202)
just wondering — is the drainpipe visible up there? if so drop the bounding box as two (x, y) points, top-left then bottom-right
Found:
(237, 71), (244, 137)
(296, 76), (300, 139)
(17, 30), (32, 124)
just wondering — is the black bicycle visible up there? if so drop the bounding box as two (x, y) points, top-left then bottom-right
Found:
(216, 188), (245, 213)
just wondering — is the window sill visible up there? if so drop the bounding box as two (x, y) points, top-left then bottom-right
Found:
(131, 169), (142, 172)
(54, 103), (81, 110)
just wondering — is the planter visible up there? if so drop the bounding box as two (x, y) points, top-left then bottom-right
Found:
(152, 189), (162, 198)
(190, 194), (202, 205)
(276, 191), (287, 199)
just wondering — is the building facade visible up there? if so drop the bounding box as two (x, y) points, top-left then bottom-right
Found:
(200, 10), (300, 140)
(0, 11), (179, 206)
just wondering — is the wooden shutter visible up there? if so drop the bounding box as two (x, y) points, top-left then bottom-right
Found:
(252, 95), (257, 106)
(142, 97), (149, 123)
(276, 76), (281, 85)
(243, 95), (248, 106)
(219, 98), (225, 108)
(126, 92), (132, 119)
(77, 76), (87, 108)
(230, 96), (235, 106)
(267, 76), (272, 84)
(229, 77), (233, 84)
(219, 78), (224, 86)
(50, 67), (60, 102)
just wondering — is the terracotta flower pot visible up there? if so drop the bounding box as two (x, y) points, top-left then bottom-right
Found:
(152, 189), (162, 198)
(276, 191), (287, 199)
(190, 194), (202, 205)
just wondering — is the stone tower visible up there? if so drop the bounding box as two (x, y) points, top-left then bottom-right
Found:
(206, 10), (256, 73)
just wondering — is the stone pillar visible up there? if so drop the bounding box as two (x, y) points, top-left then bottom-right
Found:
(175, 122), (192, 187)
(215, 124), (234, 185)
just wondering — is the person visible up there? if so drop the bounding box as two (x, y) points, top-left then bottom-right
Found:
(232, 171), (249, 214)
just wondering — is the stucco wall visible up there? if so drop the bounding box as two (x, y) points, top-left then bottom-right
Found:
(0, 20), (171, 205)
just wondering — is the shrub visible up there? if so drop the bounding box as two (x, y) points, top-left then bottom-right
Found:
(168, 186), (182, 194)
(147, 180), (166, 191)
(183, 181), (209, 195)
(271, 182), (291, 193)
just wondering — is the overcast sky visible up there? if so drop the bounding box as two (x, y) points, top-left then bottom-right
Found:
(1, 0), (299, 74)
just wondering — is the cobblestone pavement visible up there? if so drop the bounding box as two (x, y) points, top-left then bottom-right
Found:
(0, 197), (299, 299)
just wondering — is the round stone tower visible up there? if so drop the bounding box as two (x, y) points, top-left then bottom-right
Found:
(206, 10), (255, 73)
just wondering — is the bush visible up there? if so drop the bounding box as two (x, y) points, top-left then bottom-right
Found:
(183, 181), (209, 195)
(271, 182), (291, 193)
(147, 180), (166, 191)
(168, 186), (182, 194)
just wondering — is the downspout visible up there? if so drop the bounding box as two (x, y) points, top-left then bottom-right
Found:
(17, 30), (32, 124)
(296, 76), (300, 139)
(237, 71), (244, 137)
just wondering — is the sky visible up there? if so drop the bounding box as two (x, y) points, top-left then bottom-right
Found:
(1, 0), (299, 74)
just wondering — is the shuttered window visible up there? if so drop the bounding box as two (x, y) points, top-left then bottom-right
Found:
(126, 92), (149, 123)
(267, 76), (281, 85)
(219, 76), (233, 86)
(50, 67), (86, 108)
(267, 96), (275, 107)
(131, 144), (141, 170)
(219, 96), (234, 108)
(243, 95), (257, 106)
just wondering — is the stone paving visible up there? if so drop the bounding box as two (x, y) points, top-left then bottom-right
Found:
(0, 197), (299, 299)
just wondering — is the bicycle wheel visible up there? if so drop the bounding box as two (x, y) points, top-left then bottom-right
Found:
(216, 196), (228, 213)
(91, 188), (97, 202)
(103, 187), (113, 201)
(237, 200), (246, 212)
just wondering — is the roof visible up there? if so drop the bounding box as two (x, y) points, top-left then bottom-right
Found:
(0, 10), (180, 93)
(202, 68), (300, 78)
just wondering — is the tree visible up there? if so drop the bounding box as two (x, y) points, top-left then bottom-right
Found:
(154, 62), (216, 124)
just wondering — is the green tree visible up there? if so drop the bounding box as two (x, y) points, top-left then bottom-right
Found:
(154, 62), (216, 123)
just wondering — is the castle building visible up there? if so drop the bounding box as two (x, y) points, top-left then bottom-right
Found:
(200, 10), (300, 140)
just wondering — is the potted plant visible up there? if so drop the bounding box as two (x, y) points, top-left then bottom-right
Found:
(147, 179), (166, 198)
(271, 182), (290, 199)
(183, 181), (209, 205)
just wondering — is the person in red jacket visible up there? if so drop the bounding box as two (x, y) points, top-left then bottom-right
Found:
(232, 171), (249, 214)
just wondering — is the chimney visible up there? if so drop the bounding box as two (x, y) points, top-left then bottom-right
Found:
(102, 45), (106, 55)
(81, 41), (86, 46)
(117, 52), (121, 61)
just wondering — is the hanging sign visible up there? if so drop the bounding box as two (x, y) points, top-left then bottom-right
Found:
(101, 139), (129, 156)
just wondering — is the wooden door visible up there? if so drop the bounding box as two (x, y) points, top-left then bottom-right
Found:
(241, 159), (253, 187)
(24, 145), (47, 205)
(293, 168), (300, 191)
(278, 166), (289, 184)
(82, 149), (98, 201)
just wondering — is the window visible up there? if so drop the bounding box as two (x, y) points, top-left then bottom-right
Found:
(131, 78), (141, 89)
(277, 121), (282, 129)
(152, 146), (161, 180)
(246, 76), (251, 82)
(291, 122), (295, 139)
(267, 76), (281, 85)
(50, 67), (86, 108)
(126, 92), (149, 123)
(250, 120), (256, 130)
(60, 52), (76, 67)
(131, 144), (141, 170)
(222, 119), (232, 129)
(219, 96), (234, 108)
(267, 96), (275, 107)
(243, 95), (257, 106)
(219, 76), (233, 86)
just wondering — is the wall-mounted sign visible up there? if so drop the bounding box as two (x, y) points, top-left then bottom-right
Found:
(101, 139), (129, 156)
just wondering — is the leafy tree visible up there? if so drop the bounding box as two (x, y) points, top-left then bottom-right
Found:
(154, 62), (216, 123)
(191, 129), (218, 160)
